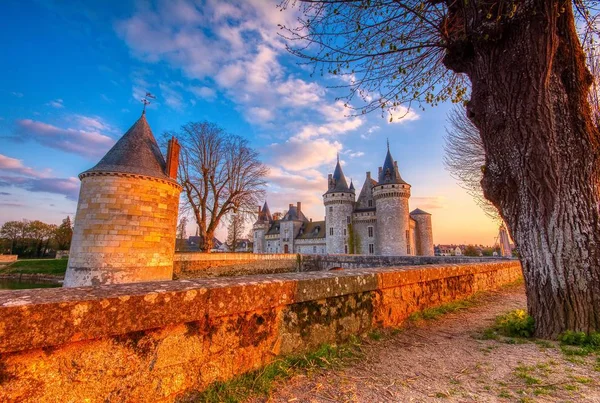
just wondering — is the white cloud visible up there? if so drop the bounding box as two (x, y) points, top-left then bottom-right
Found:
(11, 91), (23, 98)
(269, 138), (342, 171)
(361, 125), (381, 139)
(14, 118), (115, 158)
(0, 154), (48, 178)
(189, 86), (216, 100)
(387, 105), (420, 124)
(46, 99), (64, 108)
(159, 82), (185, 110)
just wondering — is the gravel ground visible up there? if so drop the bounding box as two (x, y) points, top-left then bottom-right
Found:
(249, 285), (600, 403)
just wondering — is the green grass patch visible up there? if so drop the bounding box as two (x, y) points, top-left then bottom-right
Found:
(186, 339), (363, 402)
(514, 365), (542, 385)
(409, 298), (477, 322)
(558, 331), (600, 358)
(482, 309), (535, 340)
(1, 259), (67, 276)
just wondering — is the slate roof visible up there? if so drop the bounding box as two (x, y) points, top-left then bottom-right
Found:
(326, 158), (352, 193)
(296, 220), (326, 239)
(81, 113), (171, 181)
(410, 208), (431, 215)
(256, 201), (273, 223)
(378, 148), (408, 185)
(282, 205), (308, 222)
(266, 220), (281, 235)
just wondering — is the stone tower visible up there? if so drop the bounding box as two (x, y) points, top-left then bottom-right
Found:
(64, 112), (182, 287)
(324, 156), (355, 254)
(253, 201), (272, 253)
(373, 146), (411, 256)
(410, 208), (434, 256)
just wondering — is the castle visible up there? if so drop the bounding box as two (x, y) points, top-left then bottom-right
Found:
(253, 145), (434, 256)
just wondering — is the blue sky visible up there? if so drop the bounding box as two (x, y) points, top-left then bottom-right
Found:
(0, 0), (499, 244)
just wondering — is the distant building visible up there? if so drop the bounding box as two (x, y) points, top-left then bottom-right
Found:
(253, 145), (434, 256)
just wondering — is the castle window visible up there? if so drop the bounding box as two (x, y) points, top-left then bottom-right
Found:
(346, 216), (350, 224)
(369, 244), (374, 254)
(313, 246), (317, 253)
(368, 200), (373, 207)
(343, 228), (347, 236)
(330, 227), (334, 236)
(407, 245), (411, 254)
(368, 226), (373, 238)
(344, 244), (348, 254)
(329, 206), (333, 213)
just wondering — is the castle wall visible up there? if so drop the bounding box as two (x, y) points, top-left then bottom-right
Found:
(0, 261), (522, 402)
(373, 184), (410, 256)
(352, 211), (377, 255)
(324, 192), (355, 254)
(64, 173), (180, 287)
(412, 213), (434, 256)
(294, 239), (326, 254)
(252, 224), (267, 253)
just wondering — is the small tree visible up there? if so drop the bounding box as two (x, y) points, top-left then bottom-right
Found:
(226, 214), (244, 252)
(0, 221), (25, 255)
(54, 216), (73, 250)
(463, 245), (479, 257)
(167, 121), (268, 252)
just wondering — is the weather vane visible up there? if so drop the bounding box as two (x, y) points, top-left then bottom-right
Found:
(141, 92), (156, 114)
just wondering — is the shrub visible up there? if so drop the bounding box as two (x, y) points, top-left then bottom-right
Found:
(494, 309), (535, 338)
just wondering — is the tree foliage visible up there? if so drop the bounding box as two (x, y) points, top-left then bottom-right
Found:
(444, 105), (501, 221)
(166, 121), (268, 252)
(0, 218), (69, 257)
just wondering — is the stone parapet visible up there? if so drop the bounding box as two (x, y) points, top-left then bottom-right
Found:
(174, 252), (299, 277)
(0, 261), (522, 402)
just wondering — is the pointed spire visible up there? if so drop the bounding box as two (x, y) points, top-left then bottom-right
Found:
(327, 156), (350, 193)
(378, 143), (408, 185)
(81, 114), (171, 181)
(257, 201), (273, 222)
(387, 138), (390, 151)
(349, 178), (355, 191)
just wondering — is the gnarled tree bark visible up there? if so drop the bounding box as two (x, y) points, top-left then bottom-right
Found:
(444, 1), (600, 337)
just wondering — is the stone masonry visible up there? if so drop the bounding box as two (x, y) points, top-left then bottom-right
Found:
(64, 113), (181, 287)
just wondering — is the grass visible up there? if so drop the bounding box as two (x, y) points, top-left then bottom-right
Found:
(409, 298), (477, 322)
(480, 309), (535, 340)
(0, 259), (68, 276)
(186, 338), (363, 403)
(558, 330), (600, 357)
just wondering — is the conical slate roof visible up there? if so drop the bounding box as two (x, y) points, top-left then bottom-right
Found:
(81, 113), (170, 180)
(410, 208), (431, 215)
(257, 201), (273, 222)
(349, 179), (355, 191)
(378, 147), (408, 185)
(326, 156), (352, 193)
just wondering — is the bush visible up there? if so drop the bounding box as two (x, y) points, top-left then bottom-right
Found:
(494, 309), (535, 338)
(559, 330), (600, 348)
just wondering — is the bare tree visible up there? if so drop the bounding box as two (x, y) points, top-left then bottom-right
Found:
(226, 214), (245, 252)
(281, 1), (600, 337)
(444, 105), (501, 221)
(167, 121), (268, 252)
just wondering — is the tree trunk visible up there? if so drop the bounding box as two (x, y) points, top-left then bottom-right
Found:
(444, 1), (600, 337)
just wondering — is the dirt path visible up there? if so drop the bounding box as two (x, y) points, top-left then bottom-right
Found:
(251, 285), (600, 403)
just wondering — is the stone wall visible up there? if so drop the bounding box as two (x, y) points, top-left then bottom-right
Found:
(0, 261), (522, 402)
(174, 252), (299, 277)
(299, 254), (512, 271)
(0, 255), (18, 264)
(65, 174), (180, 287)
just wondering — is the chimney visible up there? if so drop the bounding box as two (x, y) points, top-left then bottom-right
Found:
(378, 167), (382, 176)
(289, 203), (294, 209)
(166, 137), (180, 180)
(366, 171), (371, 179)
(258, 206), (261, 214)
(297, 202), (302, 213)
(328, 173), (333, 189)
(310, 218), (312, 222)
(394, 161), (398, 167)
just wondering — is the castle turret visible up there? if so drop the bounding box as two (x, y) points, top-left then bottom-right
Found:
(410, 208), (434, 256)
(373, 145), (411, 256)
(64, 112), (182, 287)
(253, 201), (272, 253)
(324, 156), (355, 254)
